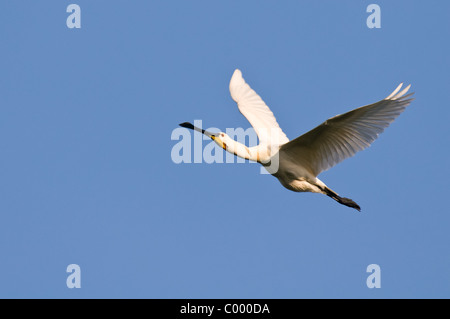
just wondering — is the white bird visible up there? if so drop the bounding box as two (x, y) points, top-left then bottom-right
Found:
(180, 69), (414, 211)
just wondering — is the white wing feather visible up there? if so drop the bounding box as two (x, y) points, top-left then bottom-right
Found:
(229, 69), (289, 146)
(280, 84), (414, 176)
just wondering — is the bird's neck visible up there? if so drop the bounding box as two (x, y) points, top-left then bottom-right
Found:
(220, 138), (270, 163)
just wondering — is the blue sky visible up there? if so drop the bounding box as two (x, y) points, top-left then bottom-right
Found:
(0, 1), (449, 298)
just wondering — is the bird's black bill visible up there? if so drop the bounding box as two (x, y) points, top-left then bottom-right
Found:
(179, 122), (196, 130)
(179, 122), (216, 138)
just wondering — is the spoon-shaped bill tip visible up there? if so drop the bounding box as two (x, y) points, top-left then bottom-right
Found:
(179, 121), (217, 138)
(179, 122), (194, 129)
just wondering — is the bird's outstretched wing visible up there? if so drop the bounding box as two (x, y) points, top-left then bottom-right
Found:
(229, 69), (290, 146)
(280, 84), (414, 176)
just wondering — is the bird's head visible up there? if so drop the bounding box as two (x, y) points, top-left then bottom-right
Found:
(179, 122), (228, 149)
(210, 132), (229, 150)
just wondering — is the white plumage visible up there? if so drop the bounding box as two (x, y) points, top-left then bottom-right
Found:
(229, 69), (290, 146)
(180, 69), (414, 211)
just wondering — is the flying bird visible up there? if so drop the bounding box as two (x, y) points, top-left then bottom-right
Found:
(180, 69), (413, 211)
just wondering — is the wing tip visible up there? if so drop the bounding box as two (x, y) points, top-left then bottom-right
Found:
(230, 69), (243, 84)
(233, 68), (242, 76)
(229, 68), (245, 100)
(385, 83), (413, 101)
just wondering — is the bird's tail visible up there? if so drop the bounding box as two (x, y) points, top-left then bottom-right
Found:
(323, 187), (361, 212)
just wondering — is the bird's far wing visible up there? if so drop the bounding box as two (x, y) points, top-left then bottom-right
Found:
(280, 84), (414, 176)
(229, 69), (290, 146)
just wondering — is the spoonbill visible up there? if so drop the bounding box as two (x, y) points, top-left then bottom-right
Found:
(180, 69), (413, 211)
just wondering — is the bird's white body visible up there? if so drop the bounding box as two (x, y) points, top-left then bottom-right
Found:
(181, 69), (413, 211)
(217, 135), (325, 193)
(271, 156), (325, 194)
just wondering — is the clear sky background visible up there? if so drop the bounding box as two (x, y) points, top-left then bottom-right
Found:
(0, 1), (449, 298)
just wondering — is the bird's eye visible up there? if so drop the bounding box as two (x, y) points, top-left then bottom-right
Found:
(221, 133), (225, 137)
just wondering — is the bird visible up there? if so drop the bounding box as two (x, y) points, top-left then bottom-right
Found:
(180, 69), (413, 211)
